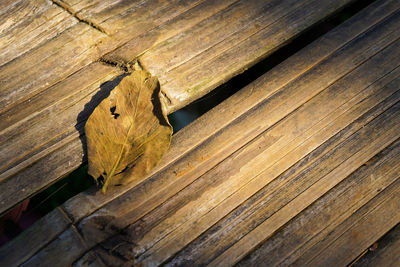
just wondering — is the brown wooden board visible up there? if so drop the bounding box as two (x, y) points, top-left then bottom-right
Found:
(20, 226), (87, 267)
(292, 177), (400, 266)
(74, 2), (400, 251)
(1, 0), (400, 265)
(62, 0), (400, 226)
(353, 223), (400, 267)
(0, 208), (71, 266)
(0, 0), (77, 67)
(235, 139), (400, 266)
(0, 0), (358, 216)
(169, 81), (400, 266)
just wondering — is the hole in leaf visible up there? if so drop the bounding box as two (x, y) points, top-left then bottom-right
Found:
(110, 106), (120, 119)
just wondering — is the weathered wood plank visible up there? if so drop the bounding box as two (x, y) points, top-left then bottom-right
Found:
(0, 208), (71, 266)
(60, 0), (205, 36)
(0, 0), (77, 67)
(20, 226), (87, 267)
(0, 22), (108, 113)
(236, 141), (400, 266)
(298, 179), (400, 266)
(75, 6), (400, 251)
(209, 103), (400, 266)
(0, 0), (360, 216)
(141, 0), (287, 74)
(166, 77), (400, 266)
(2, 1), (400, 265)
(0, 62), (120, 131)
(353, 223), (400, 267)
(141, 0), (361, 113)
(102, 0), (240, 64)
(138, 82), (400, 266)
(72, 251), (105, 267)
(59, 0), (395, 223)
(73, 24), (400, 266)
(0, 63), (122, 172)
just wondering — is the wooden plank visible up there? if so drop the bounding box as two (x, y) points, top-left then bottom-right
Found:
(0, 62), (119, 131)
(209, 103), (400, 266)
(20, 226), (87, 267)
(102, 0), (240, 64)
(1, 0), (212, 215)
(166, 78), (400, 266)
(75, 7), (400, 251)
(136, 12), (400, 264)
(0, 22), (108, 112)
(139, 90), (400, 266)
(235, 140), (400, 266)
(140, 0), (294, 74)
(72, 251), (106, 267)
(299, 179), (400, 266)
(60, 0), (205, 36)
(141, 0), (360, 113)
(0, 208), (71, 266)
(0, 0), (360, 216)
(0, 3), (111, 113)
(353, 224), (400, 267)
(0, 0), (77, 67)
(0, 63), (122, 172)
(3, 1), (399, 264)
(74, 28), (400, 266)
(60, 0), (398, 224)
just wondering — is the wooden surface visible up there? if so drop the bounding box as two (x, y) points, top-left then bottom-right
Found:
(0, 0), (355, 215)
(353, 223), (400, 267)
(1, 0), (399, 265)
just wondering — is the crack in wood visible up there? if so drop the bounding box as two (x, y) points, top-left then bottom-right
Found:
(51, 0), (108, 35)
(98, 57), (174, 110)
(98, 57), (130, 72)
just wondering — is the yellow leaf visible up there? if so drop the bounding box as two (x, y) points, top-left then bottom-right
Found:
(85, 70), (172, 193)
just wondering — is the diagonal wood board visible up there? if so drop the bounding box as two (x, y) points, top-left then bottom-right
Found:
(0, 0), (359, 215)
(1, 0), (399, 265)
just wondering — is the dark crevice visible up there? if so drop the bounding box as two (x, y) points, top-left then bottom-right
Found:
(51, 0), (108, 35)
(168, 0), (377, 133)
(98, 57), (147, 74)
(99, 57), (130, 72)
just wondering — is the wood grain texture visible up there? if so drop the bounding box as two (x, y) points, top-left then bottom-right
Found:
(237, 140), (400, 267)
(0, 22), (107, 113)
(353, 223), (400, 267)
(297, 177), (400, 267)
(0, 63), (123, 215)
(2, 0), (400, 266)
(62, 0), (400, 226)
(0, 0), (209, 214)
(167, 75), (400, 266)
(0, 0), (77, 67)
(142, 0), (359, 113)
(0, 0), (359, 216)
(0, 208), (71, 266)
(102, 0), (239, 64)
(20, 226), (87, 267)
(75, 5), (400, 252)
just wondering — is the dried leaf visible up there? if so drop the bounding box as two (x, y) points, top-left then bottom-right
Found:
(85, 70), (172, 193)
